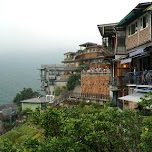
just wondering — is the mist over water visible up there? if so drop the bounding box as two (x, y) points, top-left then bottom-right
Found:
(0, 49), (63, 104)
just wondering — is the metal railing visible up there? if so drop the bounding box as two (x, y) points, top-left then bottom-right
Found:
(52, 91), (110, 107)
(110, 70), (152, 86)
(124, 70), (152, 85)
(41, 64), (65, 69)
(82, 71), (111, 75)
(70, 92), (110, 101)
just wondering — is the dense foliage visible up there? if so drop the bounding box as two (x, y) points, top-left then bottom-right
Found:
(13, 88), (40, 105)
(66, 74), (81, 91)
(54, 86), (65, 96)
(139, 92), (152, 109)
(1, 102), (152, 152)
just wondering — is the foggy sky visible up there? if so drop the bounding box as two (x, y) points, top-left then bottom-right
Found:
(0, 0), (149, 56)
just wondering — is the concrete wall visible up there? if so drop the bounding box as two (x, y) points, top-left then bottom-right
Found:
(55, 81), (67, 87)
(22, 103), (41, 111)
(123, 101), (138, 109)
(0, 120), (3, 131)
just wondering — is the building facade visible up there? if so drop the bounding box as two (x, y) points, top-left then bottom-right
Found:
(39, 64), (67, 95)
(62, 42), (113, 71)
(98, 2), (152, 109)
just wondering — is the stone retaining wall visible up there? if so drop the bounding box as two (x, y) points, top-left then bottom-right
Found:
(81, 74), (110, 95)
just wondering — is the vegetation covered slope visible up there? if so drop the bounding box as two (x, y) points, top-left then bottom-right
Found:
(0, 102), (152, 152)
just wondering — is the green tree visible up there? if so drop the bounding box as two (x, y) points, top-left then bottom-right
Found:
(139, 116), (152, 152)
(0, 138), (17, 152)
(1, 103), (152, 152)
(54, 86), (64, 96)
(139, 92), (152, 108)
(138, 92), (152, 116)
(27, 104), (148, 152)
(13, 88), (40, 106)
(66, 74), (81, 91)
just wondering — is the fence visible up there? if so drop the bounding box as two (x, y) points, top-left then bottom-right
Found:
(110, 70), (152, 86)
(53, 91), (110, 106)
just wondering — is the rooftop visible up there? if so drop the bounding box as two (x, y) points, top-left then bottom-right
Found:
(117, 2), (152, 26)
(21, 97), (48, 104)
(79, 42), (97, 47)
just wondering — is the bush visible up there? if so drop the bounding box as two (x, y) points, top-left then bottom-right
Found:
(66, 74), (81, 91)
(54, 87), (64, 96)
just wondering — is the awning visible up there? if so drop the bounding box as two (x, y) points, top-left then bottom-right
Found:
(129, 49), (144, 57)
(118, 92), (145, 102)
(120, 58), (132, 64)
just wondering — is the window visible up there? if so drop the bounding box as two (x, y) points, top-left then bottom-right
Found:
(128, 26), (131, 35)
(128, 21), (138, 36)
(140, 15), (148, 29)
(131, 23), (136, 34)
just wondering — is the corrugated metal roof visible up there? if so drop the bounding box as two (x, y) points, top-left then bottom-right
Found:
(117, 2), (152, 27)
(21, 97), (47, 103)
(118, 92), (145, 102)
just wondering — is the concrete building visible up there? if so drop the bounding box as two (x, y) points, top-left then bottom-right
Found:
(62, 42), (113, 71)
(39, 64), (68, 95)
(98, 2), (152, 109)
(21, 96), (54, 111)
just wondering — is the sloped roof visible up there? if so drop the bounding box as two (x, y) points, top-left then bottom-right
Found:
(97, 23), (118, 36)
(64, 52), (76, 55)
(79, 42), (97, 47)
(0, 104), (17, 111)
(117, 2), (152, 27)
(21, 97), (47, 103)
(0, 104), (18, 118)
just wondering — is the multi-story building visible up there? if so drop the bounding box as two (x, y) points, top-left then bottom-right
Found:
(39, 64), (67, 95)
(62, 42), (113, 71)
(62, 42), (113, 103)
(98, 2), (152, 109)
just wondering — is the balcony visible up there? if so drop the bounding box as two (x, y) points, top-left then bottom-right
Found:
(110, 70), (152, 88)
(125, 70), (152, 86)
(64, 57), (74, 61)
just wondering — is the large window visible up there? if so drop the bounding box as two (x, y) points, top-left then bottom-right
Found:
(128, 21), (138, 35)
(140, 15), (148, 29)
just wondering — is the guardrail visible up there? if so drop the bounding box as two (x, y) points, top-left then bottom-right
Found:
(122, 70), (152, 85)
(110, 70), (152, 86)
(70, 92), (110, 101)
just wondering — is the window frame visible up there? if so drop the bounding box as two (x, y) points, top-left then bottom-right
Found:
(140, 14), (148, 30)
(128, 21), (138, 36)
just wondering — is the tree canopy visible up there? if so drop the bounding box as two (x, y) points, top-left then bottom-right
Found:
(1, 103), (152, 152)
(13, 88), (40, 106)
(66, 74), (81, 91)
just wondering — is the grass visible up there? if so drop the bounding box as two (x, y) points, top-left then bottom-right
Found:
(1, 124), (40, 144)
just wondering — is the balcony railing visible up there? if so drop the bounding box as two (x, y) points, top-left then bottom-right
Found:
(125, 70), (152, 85)
(70, 92), (110, 101)
(110, 70), (152, 87)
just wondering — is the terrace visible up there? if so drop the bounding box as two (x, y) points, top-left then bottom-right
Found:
(110, 70), (152, 87)
(125, 70), (152, 86)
